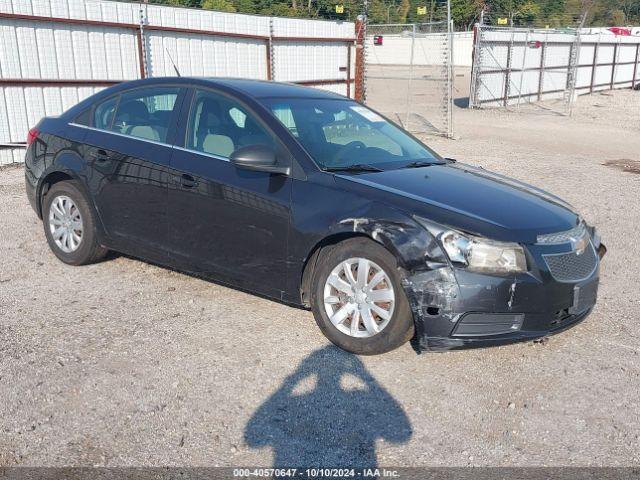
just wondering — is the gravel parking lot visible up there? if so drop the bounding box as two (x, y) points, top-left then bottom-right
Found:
(1, 88), (639, 467)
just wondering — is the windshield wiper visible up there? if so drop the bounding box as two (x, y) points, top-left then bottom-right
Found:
(401, 160), (446, 169)
(324, 164), (384, 173)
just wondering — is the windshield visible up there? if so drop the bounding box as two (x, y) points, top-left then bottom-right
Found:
(260, 98), (440, 170)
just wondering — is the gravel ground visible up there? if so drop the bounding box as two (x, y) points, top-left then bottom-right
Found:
(1, 88), (639, 468)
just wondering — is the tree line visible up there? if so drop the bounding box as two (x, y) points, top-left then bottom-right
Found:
(150, 0), (640, 30)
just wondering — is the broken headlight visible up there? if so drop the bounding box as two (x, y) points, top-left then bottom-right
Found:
(438, 230), (527, 274)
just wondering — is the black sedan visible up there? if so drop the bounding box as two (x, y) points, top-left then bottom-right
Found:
(24, 77), (605, 355)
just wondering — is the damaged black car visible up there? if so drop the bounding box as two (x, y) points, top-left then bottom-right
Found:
(25, 77), (606, 355)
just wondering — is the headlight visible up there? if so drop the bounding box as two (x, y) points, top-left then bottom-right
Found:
(439, 230), (527, 274)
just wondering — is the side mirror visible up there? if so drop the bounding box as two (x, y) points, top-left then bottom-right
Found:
(230, 145), (290, 175)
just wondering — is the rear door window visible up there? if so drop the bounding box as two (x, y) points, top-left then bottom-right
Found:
(110, 87), (180, 143)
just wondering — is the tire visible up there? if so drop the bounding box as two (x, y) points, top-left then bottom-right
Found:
(310, 237), (414, 355)
(42, 180), (108, 265)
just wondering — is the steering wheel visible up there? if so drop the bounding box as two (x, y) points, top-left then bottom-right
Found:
(333, 141), (367, 165)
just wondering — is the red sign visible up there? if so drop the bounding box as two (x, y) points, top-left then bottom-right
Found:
(608, 27), (631, 36)
(373, 35), (383, 45)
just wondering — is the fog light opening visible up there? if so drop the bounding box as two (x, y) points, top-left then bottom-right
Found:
(426, 306), (440, 316)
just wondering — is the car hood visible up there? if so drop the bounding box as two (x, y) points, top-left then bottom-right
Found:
(334, 162), (579, 243)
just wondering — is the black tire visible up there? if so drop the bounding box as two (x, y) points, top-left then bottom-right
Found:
(42, 181), (108, 266)
(310, 237), (414, 355)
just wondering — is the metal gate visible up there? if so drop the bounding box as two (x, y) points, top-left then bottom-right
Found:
(470, 25), (581, 115)
(363, 21), (454, 138)
(470, 24), (640, 115)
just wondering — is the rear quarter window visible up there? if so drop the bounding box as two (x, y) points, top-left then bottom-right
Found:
(74, 108), (92, 126)
(94, 96), (118, 130)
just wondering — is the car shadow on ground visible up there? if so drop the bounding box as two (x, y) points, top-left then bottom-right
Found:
(244, 345), (412, 468)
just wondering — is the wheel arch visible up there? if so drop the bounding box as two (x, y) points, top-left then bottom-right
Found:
(298, 212), (448, 307)
(36, 165), (108, 248)
(300, 232), (371, 307)
(37, 170), (75, 218)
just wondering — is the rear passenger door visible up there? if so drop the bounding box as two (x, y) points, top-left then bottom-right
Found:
(82, 86), (186, 260)
(167, 88), (292, 298)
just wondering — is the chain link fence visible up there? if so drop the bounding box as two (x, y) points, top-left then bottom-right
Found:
(363, 21), (454, 137)
(469, 24), (640, 115)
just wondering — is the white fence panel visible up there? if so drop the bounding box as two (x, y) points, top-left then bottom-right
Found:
(271, 17), (352, 97)
(365, 31), (473, 67)
(0, 19), (140, 80)
(145, 31), (267, 79)
(0, 0), (355, 164)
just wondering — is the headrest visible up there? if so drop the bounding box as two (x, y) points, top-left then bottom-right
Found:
(198, 98), (223, 129)
(116, 100), (149, 124)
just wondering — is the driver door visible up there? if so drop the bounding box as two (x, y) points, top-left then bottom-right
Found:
(167, 88), (292, 298)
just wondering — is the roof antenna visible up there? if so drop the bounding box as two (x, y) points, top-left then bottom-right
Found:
(164, 47), (181, 77)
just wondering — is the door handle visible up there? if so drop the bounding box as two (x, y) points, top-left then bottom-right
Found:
(91, 149), (110, 162)
(180, 174), (198, 189)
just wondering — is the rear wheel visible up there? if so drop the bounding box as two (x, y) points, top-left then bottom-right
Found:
(310, 238), (414, 355)
(42, 181), (108, 265)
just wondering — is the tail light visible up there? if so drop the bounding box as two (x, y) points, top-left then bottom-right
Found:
(27, 127), (39, 146)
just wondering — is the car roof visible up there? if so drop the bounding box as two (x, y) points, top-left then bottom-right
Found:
(112, 76), (348, 100)
(64, 76), (350, 120)
(203, 78), (348, 100)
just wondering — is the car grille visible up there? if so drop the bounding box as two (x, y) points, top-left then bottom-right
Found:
(543, 244), (598, 282)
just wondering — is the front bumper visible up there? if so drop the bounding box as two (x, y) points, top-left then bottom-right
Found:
(404, 242), (604, 352)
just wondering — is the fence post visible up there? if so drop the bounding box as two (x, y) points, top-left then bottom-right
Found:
(633, 43), (639, 90)
(346, 43), (352, 97)
(503, 30), (514, 106)
(537, 38), (546, 101)
(354, 15), (366, 102)
(137, 5), (148, 78)
(516, 30), (530, 109)
(404, 23), (416, 128)
(564, 28), (581, 116)
(469, 23), (480, 108)
(446, 0), (453, 137)
(590, 33), (600, 93)
(610, 43), (617, 89)
(266, 18), (274, 81)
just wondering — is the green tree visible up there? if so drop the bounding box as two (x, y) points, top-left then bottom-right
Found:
(451, 0), (484, 29)
(230, 0), (258, 13)
(610, 7), (626, 22)
(202, 0), (237, 11)
(158, 0), (203, 7)
(368, 0), (391, 22)
(141, 0), (640, 27)
(398, 0), (411, 22)
(262, 1), (297, 15)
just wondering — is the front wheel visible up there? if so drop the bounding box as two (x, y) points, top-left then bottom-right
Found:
(310, 238), (414, 355)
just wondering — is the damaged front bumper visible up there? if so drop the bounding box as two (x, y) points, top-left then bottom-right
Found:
(403, 241), (605, 352)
